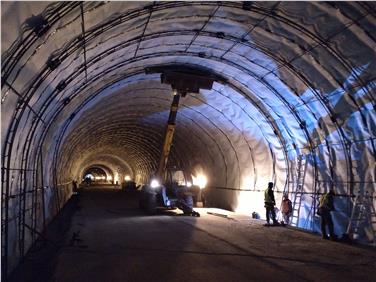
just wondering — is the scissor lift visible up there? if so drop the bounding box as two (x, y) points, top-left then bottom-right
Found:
(139, 66), (216, 215)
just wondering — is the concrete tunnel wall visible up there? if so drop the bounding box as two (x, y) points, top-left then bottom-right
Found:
(1, 1), (375, 275)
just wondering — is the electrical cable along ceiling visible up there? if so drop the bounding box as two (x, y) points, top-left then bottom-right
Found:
(1, 1), (376, 275)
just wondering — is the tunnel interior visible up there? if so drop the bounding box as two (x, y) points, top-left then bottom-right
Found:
(82, 165), (112, 184)
(1, 1), (375, 275)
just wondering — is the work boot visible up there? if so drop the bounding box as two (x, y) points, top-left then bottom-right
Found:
(330, 234), (338, 241)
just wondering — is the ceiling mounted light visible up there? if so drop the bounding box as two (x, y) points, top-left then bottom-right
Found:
(46, 56), (61, 71)
(25, 14), (50, 37)
(56, 80), (67, 91)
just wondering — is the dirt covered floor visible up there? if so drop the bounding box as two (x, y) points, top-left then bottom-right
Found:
(9, 188), (376, 282)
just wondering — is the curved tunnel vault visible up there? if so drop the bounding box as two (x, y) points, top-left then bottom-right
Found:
(1, 1), (375, 275)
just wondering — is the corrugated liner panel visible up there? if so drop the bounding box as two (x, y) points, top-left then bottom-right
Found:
(140, 35), (193, 53)
(295, 105), (321, 139)
(309, 46), (351, 87)
(345, 107), (373, 141)
(207, 187), (235, 212)
(83, 2), (142, 29)
(275, 67), (311, 101)
(330, 26), (376, 78)
(357, 14), (376, 45)
(280, 111), (307, 149)
(152, 6), (213, 33)
(273, 8), (316, 51)
(8, 108), (34, 169)
(329, 144), (349, 187)
(178, 120), (221, 172)
(335, 2), (370, 22)
(205, 14), (252, 38)
(315, 144), (332, 183)
(252, 140), (274, 190)
(181, 108), (235, 187)
(219, 102), (255, 188)
(259, 19), (307, 62)
(223, 92), (278, 187)
(264, 72), (304, 108)
(222, 52), (272, 77)
(206, 108), (241, 188)
(1, 1), (55, 52)
(350, 141), (376, 193)
(312, 2), (355, 34)
(218, 5), (265, 27)
(291, 55), (340, 95)
(304, 155), (316, 194)
(1, 89), (19, 149)
(231, 44), (275, 72)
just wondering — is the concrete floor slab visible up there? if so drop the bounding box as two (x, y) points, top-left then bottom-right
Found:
(9, 188), (376, 282)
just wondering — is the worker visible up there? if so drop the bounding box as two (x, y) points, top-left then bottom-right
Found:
(318, 188), (337, 240)
(264, 182), (278, 225)
(281, 194), (292, 225)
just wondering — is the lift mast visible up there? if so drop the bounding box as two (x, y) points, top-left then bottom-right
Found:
(146, 66), (216, 184)
(156, 90), (180, 182)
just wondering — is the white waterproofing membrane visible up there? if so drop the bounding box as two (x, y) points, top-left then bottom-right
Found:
(1, 1), (376, 274)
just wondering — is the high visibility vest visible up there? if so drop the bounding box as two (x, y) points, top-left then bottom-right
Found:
(264, 188), (272, 203)
(281, 199), (292, 213)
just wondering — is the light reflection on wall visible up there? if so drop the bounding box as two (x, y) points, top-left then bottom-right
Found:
(234, 191), (265, 216)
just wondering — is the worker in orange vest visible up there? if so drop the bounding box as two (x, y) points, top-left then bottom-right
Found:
(281, 194), (292, 225)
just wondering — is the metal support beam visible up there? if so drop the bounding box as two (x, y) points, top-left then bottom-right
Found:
(156, 91), (180, 181)
(80, 3), (88, 82)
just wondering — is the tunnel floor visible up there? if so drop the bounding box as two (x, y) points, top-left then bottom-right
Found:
(9, 188), (376, 282)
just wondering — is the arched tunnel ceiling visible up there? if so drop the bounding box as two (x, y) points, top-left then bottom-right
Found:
(1, 1), (375, 193)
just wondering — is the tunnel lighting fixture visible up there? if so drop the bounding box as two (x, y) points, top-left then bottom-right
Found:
(198, 52), (206, 58)
(186, 181), (192, 188)
(56, 80), (67, 91)
(299, 121), (306, 129)
(216, 32), (225, 39)
(150, 179), (160, 188)
(330, 114), (338, 123)
(192, 174), (207, 189)
(46, 56), (61, 71)
(124, 175), (131, 181)
(25, 14), (50, 37)
(63, 97), (71, 105)
(106, 175), (113, 181)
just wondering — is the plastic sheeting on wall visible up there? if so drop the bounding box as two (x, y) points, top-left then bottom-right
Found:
(1, 1), (375, 275)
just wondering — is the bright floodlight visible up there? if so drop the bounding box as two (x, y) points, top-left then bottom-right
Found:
(193, 174), (207, 189)
(150, 179), (160, 188)
(186, 181), (192, 187)
(124, 175), (131, 181)
(85, 174), (94, 180)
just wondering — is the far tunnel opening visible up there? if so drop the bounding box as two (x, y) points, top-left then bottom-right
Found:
(82, 166), (111, 185)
